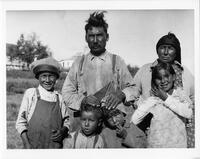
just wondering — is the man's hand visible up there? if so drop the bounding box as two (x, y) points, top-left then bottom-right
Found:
(81, 95), (101, 107)
(51, 127), (69, 143)
(104, 91), (125, 110)
(151, 85), (168, 101)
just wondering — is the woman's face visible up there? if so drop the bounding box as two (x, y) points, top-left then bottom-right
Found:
(157, 44), (176, 63)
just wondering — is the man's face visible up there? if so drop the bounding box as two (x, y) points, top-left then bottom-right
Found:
(38, 72), (57, 91)
(157, 44), (176, 63)
(80, 111), (99, 136)
(154, 69), (175, 92)
(85, 26), (108, 56)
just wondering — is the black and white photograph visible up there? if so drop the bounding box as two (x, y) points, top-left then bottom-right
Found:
(1, 0), (200, 159)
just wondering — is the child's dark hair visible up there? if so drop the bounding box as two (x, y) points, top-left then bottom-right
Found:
(103, 108), (124, 120)
(85, 11), (108, 34)
(151, 62), (175, 87)
(80, 103), (103, 120)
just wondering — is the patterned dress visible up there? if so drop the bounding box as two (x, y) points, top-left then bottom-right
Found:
(132, 88), (193, 148)
(148, 102), (187, 148)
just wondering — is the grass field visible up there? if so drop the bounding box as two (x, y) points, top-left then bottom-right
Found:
(7, 121), (23, 149)
(7, 93), (23, 149)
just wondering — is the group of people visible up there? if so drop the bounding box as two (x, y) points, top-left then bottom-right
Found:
(16, 11), (194, 149)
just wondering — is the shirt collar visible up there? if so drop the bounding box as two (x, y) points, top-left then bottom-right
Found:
(88, 51), (108, 61)
(151, 59), (183, 70)
(38, 85), (58, 96)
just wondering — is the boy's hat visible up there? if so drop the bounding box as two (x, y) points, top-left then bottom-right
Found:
(30, 57), (62, 79)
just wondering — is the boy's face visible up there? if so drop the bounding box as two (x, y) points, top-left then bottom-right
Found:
(107, 112), (125, 129)
(80, 111), (99, 136)
(38, 72), (57, 91)
(154, 69), (175, 92)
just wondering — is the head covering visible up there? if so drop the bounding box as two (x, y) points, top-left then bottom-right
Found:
(30, 57), (62, 79)
(156, 32), (181, 64)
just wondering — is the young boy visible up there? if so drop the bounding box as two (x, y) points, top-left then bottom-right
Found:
(16, 57), (69, 149)
(63, 103), (104, 148)
(101, 104), (147, 148)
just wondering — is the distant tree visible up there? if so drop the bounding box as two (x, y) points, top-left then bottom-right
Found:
(13, 33), (52, 68)
(6, 43), (17, 62)
(127, 64), (139, 77)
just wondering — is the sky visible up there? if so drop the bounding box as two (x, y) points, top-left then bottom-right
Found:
(6, 10), (194, 74)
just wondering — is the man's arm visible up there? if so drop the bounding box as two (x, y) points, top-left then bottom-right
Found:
(117, 56), (142, 103)
(61, 58), (85, 111)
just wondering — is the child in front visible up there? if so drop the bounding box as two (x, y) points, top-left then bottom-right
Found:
(16, 57), (69, 149)
(63, 102), (104, 148)
(131, 62), (193, 148)
(101, 104), (147, 148)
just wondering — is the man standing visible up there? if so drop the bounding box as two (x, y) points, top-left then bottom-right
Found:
(62, 11), (136, 132)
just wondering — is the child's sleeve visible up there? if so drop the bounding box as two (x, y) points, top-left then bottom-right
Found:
(121, 123), (147, 148)
(15, 90), (30, 135)
(131, 97), (157, 124)
(164, 89), (193, 119)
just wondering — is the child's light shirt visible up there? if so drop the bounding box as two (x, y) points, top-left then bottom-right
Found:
(16, 85), (70, 134)
(63, 130), (104, 149)
(131, 88), (193, 148)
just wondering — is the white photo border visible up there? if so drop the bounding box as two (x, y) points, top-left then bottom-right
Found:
(1, 0), (199, 159)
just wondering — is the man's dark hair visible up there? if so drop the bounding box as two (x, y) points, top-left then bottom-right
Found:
(80, 103), (103, 120)
(85, 11), (108, 34)
(151, 62), (175, 87)
(156, 32), (181, 64)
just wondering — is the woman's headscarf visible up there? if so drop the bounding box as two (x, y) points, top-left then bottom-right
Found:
(156, 32), (181, 64)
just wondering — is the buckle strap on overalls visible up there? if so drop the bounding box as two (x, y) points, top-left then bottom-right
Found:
(35, 87), (60, 103)
(35, 88), (41, 100)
